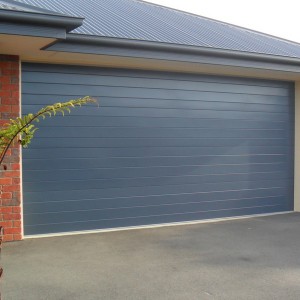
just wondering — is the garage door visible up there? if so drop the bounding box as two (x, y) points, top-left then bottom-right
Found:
(22, 63), (294, 235)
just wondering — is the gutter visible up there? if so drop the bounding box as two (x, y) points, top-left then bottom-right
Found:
(0, 9), (83, 32)
(65, 33), (300, 66)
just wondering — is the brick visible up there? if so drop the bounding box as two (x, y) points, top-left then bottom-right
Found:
(10, 62), (19, 70)
(5, 155), (20, 163)
(12, 91), (19, 98)
(0, 221), (13, 228)
(0, 62), (11, 69)
(2, 84), (19, 91)
(11, 149), (19, 156)
(0, 90), (11, 97)
(3, 171), (19, 177)
(5, 227), (21, 234)
(0, 192), (12, 199)
(2, 199), (13, 206)
(3, 213), (20, 220)
(11, 105), (20, 113)
(0, 54), (21, 242)
(12, 213), (21, 220)
(10, 77), (19, 84)
(12, 207), (21, 213)
(2, 185), (20, 192)
(0, 120), (9, 126)
(0, 105), (11, 112)
(0, 207), (12, 213)
(1, 112), (18, 118)
(0, 76), (10, 84)
(2, 68), (19, 76)
(12, 193), (21, 203)
(0, 56), (8, 61)
(0, 177), (12, 185)
(13, 220), (21, 227)
(1, 97), (19, 105)
(12, 178), (20, 185)
(13, 234), (22, 241)
(2, 214), (14, 221)
(11, 163), (20, 170)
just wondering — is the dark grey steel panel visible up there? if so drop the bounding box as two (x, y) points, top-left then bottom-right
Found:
(22, 63), (294, 235)
(0, 22), (66, 38)
(14, 0), (300, 59)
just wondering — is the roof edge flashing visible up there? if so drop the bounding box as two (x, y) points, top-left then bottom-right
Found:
(0, 9), (84, 32)
(64, 34), (300, 66)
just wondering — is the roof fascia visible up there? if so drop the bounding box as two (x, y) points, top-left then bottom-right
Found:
(0, 9), (84, 32)
(43, 33), (300, 73)
(0, 21), (67, 38)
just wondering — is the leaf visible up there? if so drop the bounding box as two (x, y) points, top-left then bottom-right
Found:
(0, 96), (98, 166)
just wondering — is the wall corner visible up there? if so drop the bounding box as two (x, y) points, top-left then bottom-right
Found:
(0, 54), (22, 241)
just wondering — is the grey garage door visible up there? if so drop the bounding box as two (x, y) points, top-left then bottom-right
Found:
(22, 63), (294, 235)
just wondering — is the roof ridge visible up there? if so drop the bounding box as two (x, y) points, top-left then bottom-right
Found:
(135, 0), (300, 48)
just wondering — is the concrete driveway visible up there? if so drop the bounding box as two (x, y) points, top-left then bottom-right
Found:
(2, 213), (300, 300)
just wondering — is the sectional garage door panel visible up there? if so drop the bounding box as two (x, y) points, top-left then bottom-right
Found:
(22, 63), (294, 235)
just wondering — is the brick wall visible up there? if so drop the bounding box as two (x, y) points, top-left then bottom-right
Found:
(0, 55), (22, 242)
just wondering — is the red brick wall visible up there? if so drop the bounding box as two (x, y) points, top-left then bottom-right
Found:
(0, 55), (22, 242)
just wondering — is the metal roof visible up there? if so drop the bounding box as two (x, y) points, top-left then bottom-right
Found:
(8, 0), (300, 59)
(0, 3), (26, 11)
(0, 0), (68, 15)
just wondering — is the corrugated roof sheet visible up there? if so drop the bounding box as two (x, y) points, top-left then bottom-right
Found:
(0, 1), (32, 11)
(9, 0), (300, 59)
(0, 0), (68, 15)
(0, 4), (18, 10)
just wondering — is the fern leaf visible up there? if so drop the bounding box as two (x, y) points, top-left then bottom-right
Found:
(0, 96), (97, 166)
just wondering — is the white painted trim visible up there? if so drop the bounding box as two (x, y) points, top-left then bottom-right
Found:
(295, 82), (300, 212)
(19, 59), (24, 239)
(24, 211), (293, 240)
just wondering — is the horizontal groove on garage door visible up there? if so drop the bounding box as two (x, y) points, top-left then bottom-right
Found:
(22, 63), (294, 235)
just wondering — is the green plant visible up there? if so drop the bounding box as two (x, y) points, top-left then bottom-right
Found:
(0, 96), (97, 168)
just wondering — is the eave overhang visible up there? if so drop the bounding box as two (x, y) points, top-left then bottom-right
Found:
(57, 33), (300, 67)
(40, 33), (300, 75)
